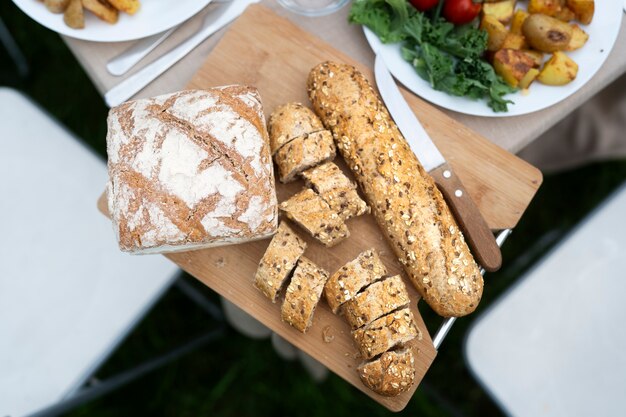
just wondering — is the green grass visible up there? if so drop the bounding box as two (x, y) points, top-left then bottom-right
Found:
(2, 2), (626, 415)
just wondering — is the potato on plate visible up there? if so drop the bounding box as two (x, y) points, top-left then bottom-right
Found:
(44, 0), (69, 13)
(510, 9), (529, 34)
(521, 50), (545, 68)
(108, 0), (140, 15)
(553, 5), (576, 22)
(480, 15), (509, 51)
(528, 0), (562, 16)
(523, 13), (573, 52)
(501, 33), (527, 50)
(63, 0), (84, 29)
(493, 49), (539, 88)
(482, 0), (516, 25)
(566, 0), (594, 25)
(565, 24), (589, 51)
(537, 51), (578, 85)
(82, 0), (118, 23)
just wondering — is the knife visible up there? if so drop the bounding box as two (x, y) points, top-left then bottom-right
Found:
(104, 0), (259, 108)
(374, 54), (502, 272)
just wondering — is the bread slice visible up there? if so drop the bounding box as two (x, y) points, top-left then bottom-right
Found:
(324, 249), (386, 314)
(357, 347), (416, 397)
(301, 162), (368, 220)
(274, 130), (336, 183)
(279, 188), (349, 247)
(267, 102), (324, 154)
(281, 256), (330, 333)
(254, 222), (307, 302)
(352, 307), (420, 360)
(343, 275), (410, 329)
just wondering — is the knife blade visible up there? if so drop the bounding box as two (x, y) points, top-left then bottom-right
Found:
(374, 54), (502, 272)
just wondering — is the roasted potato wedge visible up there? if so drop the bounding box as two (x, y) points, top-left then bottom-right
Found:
(565, 24), (589, 51)
(63, 0), (84, 28)
(566, 0), (594, 25)
(501, 33), (527, 50)
(82, 0), (118, 23)
(528, 0), (562, 16)
(537, 51), (578, 85)
(523, 13), (573, 52)
(480, 15), (509, 51)
(519, 68), (540, 89)
(44, 0), (69, 13)
(493, 49), (537, 88)
(108, 0), (140, 15)
(482, 0), (516, 25)
(521, 50), (545, 67)
(553, 5), (576, 21)
(510, 9), (529, 35)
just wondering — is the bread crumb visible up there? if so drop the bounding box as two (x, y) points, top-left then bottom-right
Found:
(214, 257), (226, 268)
(322, 325), (335, 343)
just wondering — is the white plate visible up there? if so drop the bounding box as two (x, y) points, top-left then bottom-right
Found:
(12, 0), (212, 42)
(364, 0), (623, 117)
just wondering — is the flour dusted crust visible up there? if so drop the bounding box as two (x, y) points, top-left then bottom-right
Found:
(308, 62), (482, 317)
(281, 256), (330, 333)
(301, 162), (368, 220)
(324, 249), (386, 314)
(274, 130), (336, 183)
(267, 102), (324, 154)
(357, 347), (416, 397)
(352, 307), (420, 360)
(279, 188), (349, 247)
(106, 88), (278, 254)
(343, 275), (410, 330)
(254, 222), (307, 302)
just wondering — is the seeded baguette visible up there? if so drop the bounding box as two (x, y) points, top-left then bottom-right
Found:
(281, 256), (330, 333)
(268, 102), (324, 154)
(279, 188), (349, 247)
(343, 275), (410, 330)
(357, 347), (416, 397)
(274, 130), (336, 183)
(324, 248), (386, 314)
(307, 62), (483, 318)
(302, 162), (369, 220)
(352, 307), (420, 360)
(254, 222), (307, 302)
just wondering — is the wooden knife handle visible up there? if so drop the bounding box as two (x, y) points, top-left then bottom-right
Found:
(430, 163), (502, 272)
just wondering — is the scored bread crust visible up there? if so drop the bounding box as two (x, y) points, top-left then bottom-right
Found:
(342, 275), (410, 330)
(324, 248), (387, 314)
(254, 222), (307, 302)
(274, 130), (336, 183)
(352, 307), (421, 360)
(301, 162), (369, 220)
(279, 188), (349, 247)
(307, 62), (483, 318)
(267, 102), (324, 154)
(357, 347), (416, 397)
(281, 256), (330, 333)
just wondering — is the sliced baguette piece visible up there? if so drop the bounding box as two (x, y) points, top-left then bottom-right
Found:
(307, 62), (482, 318)
(343, 275), (410, 330)
(254, 222), (307, 302)
(281, 256), (330, 333)
(352, 307), (420, 360)
(267, 102), (324, 154)
(279, 188), (349, 247)
(301, 162), (369, 220)
(324, 248), (387, 314)
(357, 347), (416, 397)
(274, 130), (336, 183)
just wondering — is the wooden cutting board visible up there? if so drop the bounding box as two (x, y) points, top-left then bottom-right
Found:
(98, 4), (542, 412)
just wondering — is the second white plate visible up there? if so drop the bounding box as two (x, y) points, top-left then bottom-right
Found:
(364, 0), (623, 117)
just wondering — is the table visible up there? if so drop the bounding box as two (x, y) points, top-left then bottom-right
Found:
(62, 0), (626, 154)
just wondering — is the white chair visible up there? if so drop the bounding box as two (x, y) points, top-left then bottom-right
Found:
(465, 182), (626, 417)
(0, 88), (211, 417)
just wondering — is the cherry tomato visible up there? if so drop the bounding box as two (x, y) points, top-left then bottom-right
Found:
(443, 0), (482, 25)
(409, 0), (440, 12)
